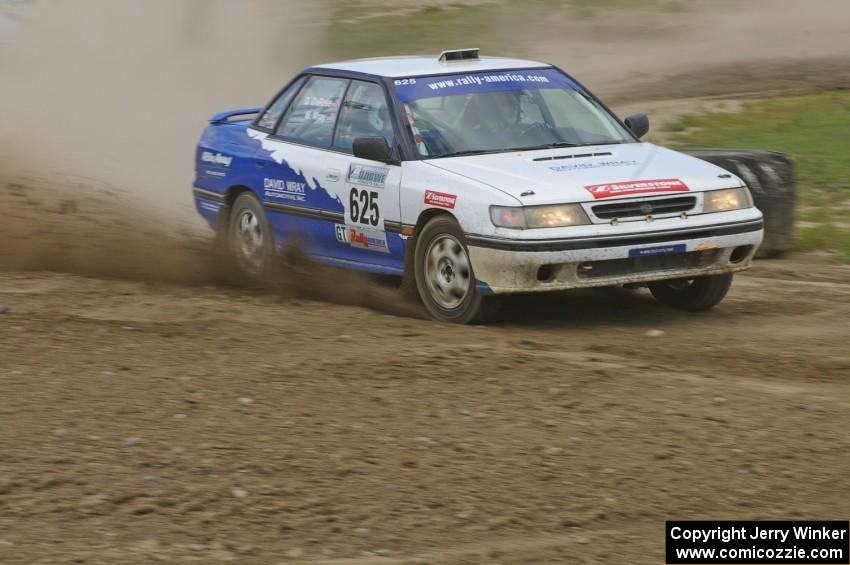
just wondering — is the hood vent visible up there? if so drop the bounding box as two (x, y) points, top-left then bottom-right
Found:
(533, 151), (613, 162)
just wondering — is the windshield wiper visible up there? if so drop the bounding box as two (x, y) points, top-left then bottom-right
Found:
(434, 140), (626, 158)
(435, 149), (502, 158)
(528, 141), (630, 150)
(575, 140), (628, 147)
(541, 141), (582, 148)
(493, 142), (585, 152)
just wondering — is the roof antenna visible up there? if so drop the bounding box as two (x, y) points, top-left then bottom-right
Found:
(438, 48), (480, 62)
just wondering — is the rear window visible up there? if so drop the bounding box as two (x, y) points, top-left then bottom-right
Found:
(256, 76), (306, 131)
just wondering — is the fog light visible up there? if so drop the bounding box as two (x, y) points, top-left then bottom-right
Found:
(537, 265), (554, 282)
(730, 245), (752, 263)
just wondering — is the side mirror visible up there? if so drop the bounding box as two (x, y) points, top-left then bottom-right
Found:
(353, 137), (393, 163)
(624, 113), (650, 139)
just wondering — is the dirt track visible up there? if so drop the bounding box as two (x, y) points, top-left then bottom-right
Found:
(2, 183), (850, 564)
(3, 1), (850, 563)
(2, 251), (850, 564)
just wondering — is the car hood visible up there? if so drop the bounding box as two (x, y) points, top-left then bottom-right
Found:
(425, 142), (743, 205)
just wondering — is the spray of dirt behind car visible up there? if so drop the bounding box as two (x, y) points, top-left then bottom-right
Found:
(0, 169), (424, 319)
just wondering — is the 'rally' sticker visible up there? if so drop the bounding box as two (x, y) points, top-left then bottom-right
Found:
(585, 179), (689, 199)
(347, 226), (390, 253)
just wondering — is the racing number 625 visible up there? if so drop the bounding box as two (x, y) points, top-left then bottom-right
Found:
(349, 188), (380, 227)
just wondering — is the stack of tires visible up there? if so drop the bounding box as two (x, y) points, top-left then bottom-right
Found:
(682, 149), (796, 257)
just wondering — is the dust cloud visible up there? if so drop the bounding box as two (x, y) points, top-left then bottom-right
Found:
(0, 0), (328, 283)
(0, 0), (326, 221)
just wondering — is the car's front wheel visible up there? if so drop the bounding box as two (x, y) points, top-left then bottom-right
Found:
(648, 273), (733, 311)
(413, 215), (499, 324)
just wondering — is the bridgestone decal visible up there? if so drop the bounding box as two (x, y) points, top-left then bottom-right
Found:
(585, 179), (689, 199)
(424, 190), (457, 209)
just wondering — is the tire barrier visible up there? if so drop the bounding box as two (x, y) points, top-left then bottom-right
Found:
(682, 148), (796, 257)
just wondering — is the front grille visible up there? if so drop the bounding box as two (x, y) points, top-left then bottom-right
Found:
(577, 250), (718, 279)
(592, 196), (696, 219)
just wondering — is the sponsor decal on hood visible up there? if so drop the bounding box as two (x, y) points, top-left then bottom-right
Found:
(424, 190), (457, 209)
(585, 179), (689, 199)
(549, 160), (639, 173)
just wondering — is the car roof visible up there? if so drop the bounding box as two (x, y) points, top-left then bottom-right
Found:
(310, 55), (551, 79)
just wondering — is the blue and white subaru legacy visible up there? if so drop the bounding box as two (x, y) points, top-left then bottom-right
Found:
(193, 49), (763, 323)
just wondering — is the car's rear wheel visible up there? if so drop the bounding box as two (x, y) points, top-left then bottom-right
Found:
(648, 273), (733, 311)
(413, 216), (499, 324)
(227, 192), (273, 280)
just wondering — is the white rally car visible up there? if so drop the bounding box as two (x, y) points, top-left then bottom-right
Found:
(193, 49), (763, 323)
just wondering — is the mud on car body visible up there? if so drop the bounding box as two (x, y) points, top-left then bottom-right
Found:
(193, 49), (763, 323)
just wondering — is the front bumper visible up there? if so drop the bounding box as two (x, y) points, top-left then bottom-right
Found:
(467, 217), (764, 293)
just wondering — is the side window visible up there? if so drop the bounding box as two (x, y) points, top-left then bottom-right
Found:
(276, 76), (349, 147)
(256, 76), (306, 131)
(333, 80), (395, 153)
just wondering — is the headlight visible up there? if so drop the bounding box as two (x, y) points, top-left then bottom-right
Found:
(703, 187), (753, 213)
(490, 204), (590, 229)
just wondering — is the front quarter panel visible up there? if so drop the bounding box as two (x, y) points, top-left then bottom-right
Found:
(400, 161), (520, 234)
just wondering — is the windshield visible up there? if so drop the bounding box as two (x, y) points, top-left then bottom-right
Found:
(393, 68), (634, 158)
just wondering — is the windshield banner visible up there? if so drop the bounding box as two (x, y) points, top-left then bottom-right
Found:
(394, 68), (579, 102)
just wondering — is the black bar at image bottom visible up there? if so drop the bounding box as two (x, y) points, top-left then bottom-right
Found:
(666, 521), (849, 564)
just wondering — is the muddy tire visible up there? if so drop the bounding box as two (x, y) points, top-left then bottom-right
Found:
(648, 273), (733, 312)
(413, 215), (499, 324)
(225, 192), (274, 282)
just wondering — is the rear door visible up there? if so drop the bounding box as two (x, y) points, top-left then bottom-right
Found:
(252, 75), (350, 256)
(320, 79), (405, 272)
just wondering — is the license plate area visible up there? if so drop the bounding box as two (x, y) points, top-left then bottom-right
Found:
(628, 244), (687, 258)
